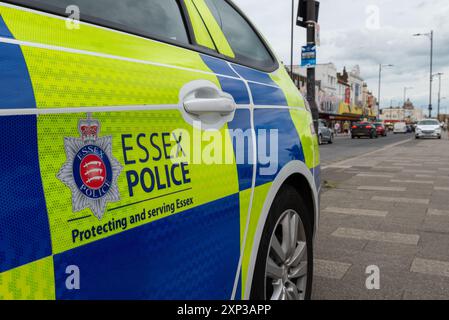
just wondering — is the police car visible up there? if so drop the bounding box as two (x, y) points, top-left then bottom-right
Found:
(0, 0), (320, 300)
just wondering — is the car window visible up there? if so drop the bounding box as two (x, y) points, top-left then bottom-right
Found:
(419, 120), (439, 126)
(204, 0), (274, 69)
(22, 0), (189, 44)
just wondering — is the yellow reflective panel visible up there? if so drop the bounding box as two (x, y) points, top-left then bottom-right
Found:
(0, 257), (55, 300)
(185, 0), (216, 50)
(240, 182), (272, 299)
(270, 65), (305, 108)
(20, 46), (219, 108)
(37, 111), (239, 254)
(289, 108), (319, 169)
(192, 0), (235, 58)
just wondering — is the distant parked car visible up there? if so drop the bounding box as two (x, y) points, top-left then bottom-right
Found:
(374, 123), (387, 137)
(318, 120), (334, 145)
(393, 122), (408, 134)
(351, 122), (378, 139)
(415, 119), (442, 139)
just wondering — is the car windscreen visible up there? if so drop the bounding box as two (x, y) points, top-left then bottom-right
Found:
(418, 121), (439, 126)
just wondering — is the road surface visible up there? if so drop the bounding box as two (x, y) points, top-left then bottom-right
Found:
(320, 132), (414, 167)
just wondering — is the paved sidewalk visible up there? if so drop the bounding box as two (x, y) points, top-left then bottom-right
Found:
(313, 134), (449, 300)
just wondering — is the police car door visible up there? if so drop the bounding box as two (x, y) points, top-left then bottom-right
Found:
(0, 0), (250, 300)
(199, 0), (320, 299)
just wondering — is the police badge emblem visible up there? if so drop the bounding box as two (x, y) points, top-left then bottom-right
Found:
(58, 114), (123, 220)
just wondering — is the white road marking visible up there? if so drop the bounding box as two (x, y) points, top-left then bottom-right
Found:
(323, 207), (388, 217)
(358, 186), (406, 192)
(372, 196), (429, 205)
(332, 228), (420, 245)
(314, 259), (352, 280)
(411, 258), (449, 278)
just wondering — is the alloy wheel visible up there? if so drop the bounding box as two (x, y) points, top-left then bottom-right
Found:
(264, 209), (308, 300)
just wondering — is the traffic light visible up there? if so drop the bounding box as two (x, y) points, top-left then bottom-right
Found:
(297, 0), (320, 27)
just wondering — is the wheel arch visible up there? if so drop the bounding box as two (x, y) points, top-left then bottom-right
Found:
(244, 160), (319, 299)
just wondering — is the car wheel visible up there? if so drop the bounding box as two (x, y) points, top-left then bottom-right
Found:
(251, 185), (313, 300)
(318, 135), (322, 145)
(415, 136), (419, 139)
(328, 134), (333, 144)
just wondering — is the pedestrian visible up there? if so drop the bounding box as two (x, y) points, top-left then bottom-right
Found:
(334, 122), (340, 136)
(343, 121), (350, 136)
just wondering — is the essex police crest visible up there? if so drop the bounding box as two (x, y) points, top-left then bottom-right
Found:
(58, 114), (123, 220)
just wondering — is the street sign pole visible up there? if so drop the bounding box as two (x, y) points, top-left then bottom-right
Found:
(297, 0), (319, 133)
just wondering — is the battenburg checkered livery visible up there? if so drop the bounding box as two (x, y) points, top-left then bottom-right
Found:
(0, 0), (320, 300)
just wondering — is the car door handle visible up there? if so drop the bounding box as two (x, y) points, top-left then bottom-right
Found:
(180, 81), (237, 125)
(182, 83), (236, 117)
(184, 97), (236, 116)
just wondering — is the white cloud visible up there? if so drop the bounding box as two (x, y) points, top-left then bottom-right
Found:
(234, 0), (449, 114)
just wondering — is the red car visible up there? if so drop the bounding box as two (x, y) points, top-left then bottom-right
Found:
(374, 123), (387, 137)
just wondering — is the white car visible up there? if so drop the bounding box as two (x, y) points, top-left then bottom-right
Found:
(416, 119), (442, 139)
(393, 122), (408, 134)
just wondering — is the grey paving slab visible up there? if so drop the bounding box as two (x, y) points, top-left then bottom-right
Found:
(411, 258), (449, 278)
(322, 207), (388, 217)
(331, 228), (420, 245)
(363, 241), (419, 257)
(358, 186), (407, 192)
(428, 208), (449, 216)
(314, 259), (352, 280)
(371, 196), (429, 205)
(434, 186), (449, 191)
(391, 179), (434, 185)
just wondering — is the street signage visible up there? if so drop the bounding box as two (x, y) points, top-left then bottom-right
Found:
(301, 45), (316, 67)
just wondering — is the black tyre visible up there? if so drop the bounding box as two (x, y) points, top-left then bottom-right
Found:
(318, 135), (322, 145)
(328, 134), (334, 144)
(251, 185), (313, 300)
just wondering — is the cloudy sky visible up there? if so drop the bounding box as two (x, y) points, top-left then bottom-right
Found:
(235, 0), (449, 115)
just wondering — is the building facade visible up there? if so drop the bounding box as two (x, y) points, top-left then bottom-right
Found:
(380, 100), (424, 123)
(288, 63), (377, 133)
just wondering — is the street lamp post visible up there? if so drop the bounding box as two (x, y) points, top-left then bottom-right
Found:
(403, 86), (413, 107)
(414, 31), (434, 118)
(433, 72), (444, 119)
(378, 64), (394, 120)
